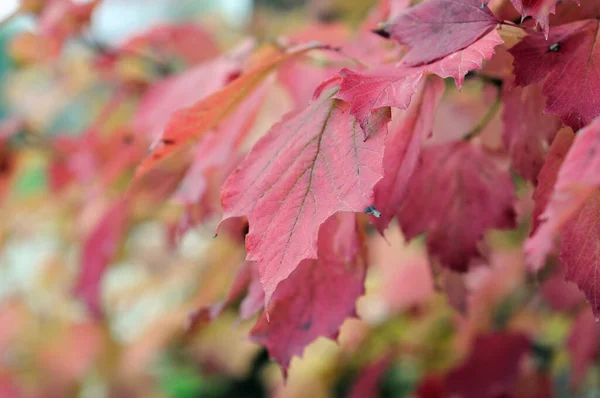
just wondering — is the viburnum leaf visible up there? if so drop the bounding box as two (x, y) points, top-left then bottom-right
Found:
(220, 87), (389, 305)
(250, 214), (366, 371)
(568, 309), (599, 385)
(560, 192), (600, 317)
(530, 128), (574, 234)
(510, 19), (600, 131)
(372, 77), (445, 232)
(445, 332), (531, 398)
(526, 118), (600, 271)
(132, 55), (243, 142)
(510, 0), (556, 37)
(347, 356), (392, 398)
(502, 84), (561, 182)
(384, 0), (499, 66)
(75, 199), (129, 318)
(399, 141), (516, 271)
(335, 30), (502, 132)
(132, 42), (329, 182)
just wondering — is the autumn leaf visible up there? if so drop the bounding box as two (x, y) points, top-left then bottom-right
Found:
(510, 19), (600, 131)
(502, 84), (561, 182)
(75, 199), (129, 318)
(526, 118), (600, 271)
(560, 193), (600, 317)
(445, 332), (531, 398)
(250, 214), (366, 371)
(530, 128), (575, 234)
(335, 30), (502, 132)
(398, 141), (516, 271)
(509, 0), (556, 37)
(568, 309), (599, 385)
(220, 87), (389, 305)
(132, 42), (329, 182)
(384, 0), (499, 66)
(372, 77), (444, 232)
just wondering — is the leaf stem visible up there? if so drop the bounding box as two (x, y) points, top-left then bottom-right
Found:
(463, 92), (502, 141)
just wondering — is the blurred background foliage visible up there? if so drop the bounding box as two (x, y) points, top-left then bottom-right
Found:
(0, 1), (598, 398)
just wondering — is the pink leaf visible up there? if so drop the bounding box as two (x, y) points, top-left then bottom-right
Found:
(568, 308), (599, 385)
(75, 199), (129, 317)
(560, 192), (600, 316)
(372, 77), (445, 232)
(502, 84), (561, 182)
(530, 128), (575, 234)
(387, 0), (499, 66)
(526, 118), (600, 271)
(399, 141), (516, 271)
(510, 19), (600, 131)
(509, 0), (556, 37)
(220, 88), (389, 305)
(250, 214), (366, 371)
(335, 30), (502, 132)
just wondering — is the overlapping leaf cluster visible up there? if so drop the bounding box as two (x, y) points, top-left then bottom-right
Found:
(3, 0), (600, 395)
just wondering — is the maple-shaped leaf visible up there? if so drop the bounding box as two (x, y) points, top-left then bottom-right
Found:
(385, 0), (499, 66)
(372, 77), (444, 232)
(568, 308), (599, 385)
(399, 141), (516, 271)
(526, 118), (600, 271)
(445, 332), (531, 398)
(250, 213), (366, 371)
(220, 88), (389, 305)
(510, 19), (600, 131)
(75, 199), (129, 318)
(531, 128), (574, 234)
(510, 0), (556, 37)
(132, 42), (329, 182)
(502, 84), (561, 182)
(335, 30), (502, 132)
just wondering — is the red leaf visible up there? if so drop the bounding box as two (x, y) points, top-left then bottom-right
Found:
(509, 0), (556, 37)
(387, 0), (499, 66)
(240, 262), (265, 320)
(117, 23), (220, 66)
(335, 30), (502, 132)
(568, 308), (599, 385)
(399, 141), (516, 271)
(526, 118), (600, 271)
(531, 128), (575, 234)
(510, 19), (600, 131)
(372, 77), (445, 232)
(560, 192), (600, 316)
(38, 0), (99, 55)
(221, 87), (389, 304)
(132, 42), (329, 182)
(347, 356), (392, 398)
(502, 84), (561, 182)
(75, 199), (129, 318)
(132, 56), (242, 142)
(445, 332), (531, 398)
(250, 214), (366, 370)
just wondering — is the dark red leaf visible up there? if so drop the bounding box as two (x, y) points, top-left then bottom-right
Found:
(510, 19), (600, 131)
(445, 332), (531, 398)
(250, 214), (366, 371)
(387, 0), (499, 66)
(399, 141), (516, 271)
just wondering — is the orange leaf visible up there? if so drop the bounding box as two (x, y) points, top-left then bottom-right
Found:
(132, 42), (331, 183)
